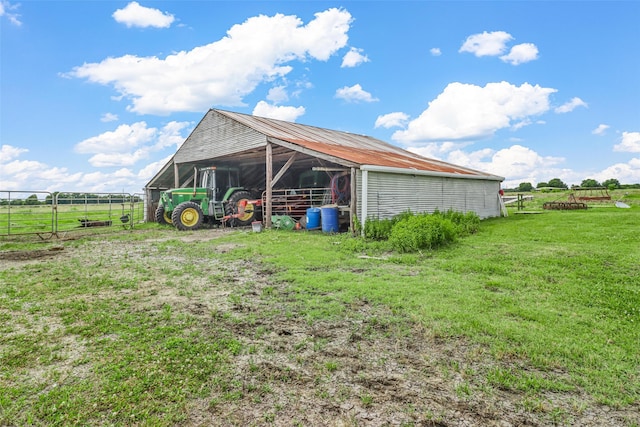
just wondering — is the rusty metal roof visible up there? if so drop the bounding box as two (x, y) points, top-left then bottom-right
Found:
(216, 109), (501, 179)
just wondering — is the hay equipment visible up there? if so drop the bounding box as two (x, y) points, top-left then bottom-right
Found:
(543, 193), (588, 210)
(574, 187), (611, 202)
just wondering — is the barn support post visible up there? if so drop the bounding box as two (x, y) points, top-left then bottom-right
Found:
(350, 167), (357, 235)
(265, 142), (273, 228)
(173, 162), (180, 188)
(361, 169), (368, 237)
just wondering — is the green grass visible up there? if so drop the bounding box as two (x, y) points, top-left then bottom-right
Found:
(1, 205), (639, 424)
(221, 207), (640, 406)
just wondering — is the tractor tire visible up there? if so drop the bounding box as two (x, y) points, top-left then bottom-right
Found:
(155, 205), (172, 225)
(225, 190), (257, 227)
(171, 201), (204, 231)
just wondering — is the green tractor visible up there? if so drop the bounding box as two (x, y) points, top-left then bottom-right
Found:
(155, 166), (261, 231)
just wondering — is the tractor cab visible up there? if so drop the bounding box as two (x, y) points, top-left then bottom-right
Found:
(199, 166), (241, 203)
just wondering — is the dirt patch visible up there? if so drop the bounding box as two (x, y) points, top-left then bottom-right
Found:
(0, 246), (65, 262)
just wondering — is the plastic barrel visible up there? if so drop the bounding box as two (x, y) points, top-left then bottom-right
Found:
(321, 206), (339, 233)
(306, 207), (321, 229)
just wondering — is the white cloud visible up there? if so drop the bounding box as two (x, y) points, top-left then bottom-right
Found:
(0, 144), (28, 163)
(460, 31), (539, 65)
(78, 169), (142, 193)
(68, 8), (352, 115)
(594, 158), (640, 184)
(455, 145), (564, 178)
(266, 86), (289, 104)
(408, 141), (475, 160)
(341, 47), (370, 68)
(459, 31), (513, 57)
(592, 124), (610, 135)
(0, 1), (22, 26)
(392, 81), (557, 143)
(614, 131), (640, 153)
(138, 154), (173, 182)
(0, 143), (168, 194)
(407, 140), (640, 188)
(252, 101), (305, 122)
(74, 121), (191, 167)
(101, 113), (119, 122)
(0, 157), (85, 193)
(154, 121), (191, 150)
(112, 2), (175, 29)
(408, 142), (569, 186)
(75, 122), (157, 154)
(430, 48), (442, 56)
(335, 83), (378, 103)
(500, 43), (539, 65)
(88, 150), (149, 168)
(555, 97), (588, 113)
(375, 112), (409, 129)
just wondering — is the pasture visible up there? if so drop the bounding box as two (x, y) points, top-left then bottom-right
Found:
(0, 192), (144, 238)
(0, 193), (638, 426)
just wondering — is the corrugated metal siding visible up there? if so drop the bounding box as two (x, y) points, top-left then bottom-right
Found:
(363, 172), (500, 220)
(174, 111), (267, 164)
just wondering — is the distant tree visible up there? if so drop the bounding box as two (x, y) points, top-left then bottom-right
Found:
(517, 182), (533, 192)
(536, 182), (548, 189)
(581, 178), (601, 188)
(602, 178), (620, 190)
(25, 194), (40, 205)
(547, 178), (568, 189)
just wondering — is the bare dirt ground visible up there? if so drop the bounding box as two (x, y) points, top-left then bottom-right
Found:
(1, 229), (638, 426)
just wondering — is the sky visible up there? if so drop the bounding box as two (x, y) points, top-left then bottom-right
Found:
(1, 0), (639, 195)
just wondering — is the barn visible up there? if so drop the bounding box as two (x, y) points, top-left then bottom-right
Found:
(144, 109), (504, 231)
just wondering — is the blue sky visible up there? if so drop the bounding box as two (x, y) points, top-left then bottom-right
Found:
(1, 1), (639, 194)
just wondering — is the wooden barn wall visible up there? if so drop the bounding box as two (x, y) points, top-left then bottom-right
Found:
(174, 111), (267, 164)
(361, 172), (501, 220)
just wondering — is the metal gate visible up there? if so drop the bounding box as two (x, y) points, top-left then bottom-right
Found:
(0, 191), (145, 239)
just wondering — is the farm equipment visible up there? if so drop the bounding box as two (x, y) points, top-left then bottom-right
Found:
(574, 187), (611, 202)
(543, 193), (588, 210)
(155, 166), (261, 231)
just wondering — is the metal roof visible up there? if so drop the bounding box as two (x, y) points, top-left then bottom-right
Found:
(215, 109), (502, 179)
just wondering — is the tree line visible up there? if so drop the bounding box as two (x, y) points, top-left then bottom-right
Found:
(505, 178), (640, 193)
(0, 193), (142, 206)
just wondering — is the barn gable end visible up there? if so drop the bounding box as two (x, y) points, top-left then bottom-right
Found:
(175, 110), (267, 164)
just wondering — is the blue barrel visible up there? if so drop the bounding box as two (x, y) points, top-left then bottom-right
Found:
(306, 207), (321, 229)
(321, 206), (339, 233)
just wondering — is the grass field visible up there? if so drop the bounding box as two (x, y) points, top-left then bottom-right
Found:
(0, 201), (145, 237)
(0, 199), (638, 426)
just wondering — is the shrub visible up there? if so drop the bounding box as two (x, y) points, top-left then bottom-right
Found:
(363, 210), (413, 240)
(437, 209), (480, 235)
(360, 210), (480, 253)
(363, 217), (395, 240)
(389, 214), (457, 253)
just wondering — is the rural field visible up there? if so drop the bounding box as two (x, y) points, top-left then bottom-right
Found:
(1, 193), (639, 426)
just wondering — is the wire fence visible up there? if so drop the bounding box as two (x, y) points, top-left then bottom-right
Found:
(0, 191), (146, 239)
